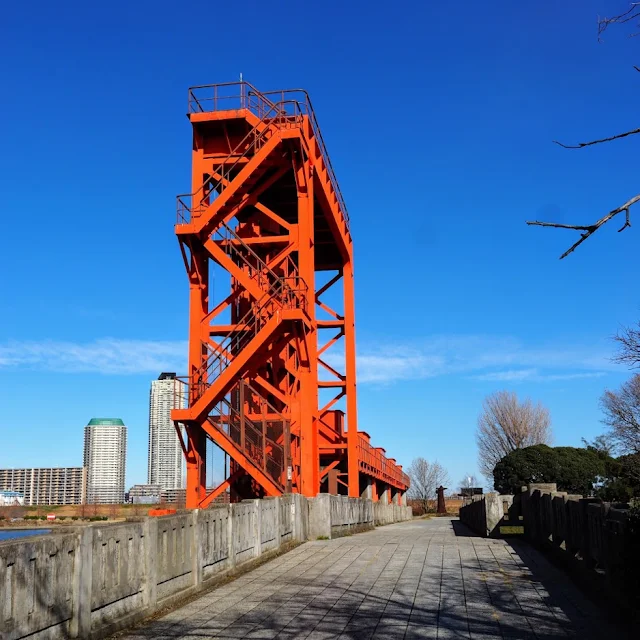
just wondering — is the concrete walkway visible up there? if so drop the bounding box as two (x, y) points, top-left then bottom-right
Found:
(122, 517), (626, 639)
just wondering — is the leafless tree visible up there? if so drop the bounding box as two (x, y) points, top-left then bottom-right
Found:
(581, 434), (615, 455)
(459, 474), (479, 492)
(476, 391), (552, 479)
(601, 374), (640, 454)
(407, 457), (451, 514)
(108, 502), (118, 520)
(613, 320), (640, 368)
(526, 4), (640, 258)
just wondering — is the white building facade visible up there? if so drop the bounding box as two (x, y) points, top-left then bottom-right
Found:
(83, 419), (127, 503)
(147, 373), (186, 490)
(0, 490), (25, 506)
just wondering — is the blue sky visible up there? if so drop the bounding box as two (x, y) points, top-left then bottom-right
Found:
(1, 1), (638, 490)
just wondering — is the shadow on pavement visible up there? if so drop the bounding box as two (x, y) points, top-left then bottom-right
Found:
(119, 518), (632, 640)
(450, 519), (481, 538)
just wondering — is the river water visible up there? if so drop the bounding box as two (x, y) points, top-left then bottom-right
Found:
(0, 529), (51, 541)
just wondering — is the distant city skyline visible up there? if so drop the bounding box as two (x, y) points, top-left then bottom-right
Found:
(0, 373), (189, 502)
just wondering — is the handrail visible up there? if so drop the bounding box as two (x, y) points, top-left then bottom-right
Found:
(357, 433), (410, 488)
(187, 81), (280, 115)
(182, 82), (350, 230)
(177, 98), (302, 224)
(189, 276), (307, 401)
(177, 99), (278, 221)
(261, 89), (350, 228)
(206, 383), (286, 489)
(213, 217), (282, 289)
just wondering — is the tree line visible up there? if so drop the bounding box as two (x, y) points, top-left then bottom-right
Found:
(475, 322), (640, 500)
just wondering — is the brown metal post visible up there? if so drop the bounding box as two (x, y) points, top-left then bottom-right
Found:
(437, 486), (447, 514)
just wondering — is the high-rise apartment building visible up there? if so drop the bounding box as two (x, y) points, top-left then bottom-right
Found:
(83, 418), (127, 504)
(0, 468), (86, 505)
(147, 373), (186, 490)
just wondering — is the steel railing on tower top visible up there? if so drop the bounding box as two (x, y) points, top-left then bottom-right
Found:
(184, 81), (350, 230)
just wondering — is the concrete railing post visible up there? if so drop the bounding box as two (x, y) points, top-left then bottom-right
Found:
(274, 496), (282, 548)
(192, 509), (203, 588)
(227, 504), (236, 569)
(484, 493), (504, 537)
(308, 494), (331, 539)
(142, 516), (158, 612)
(292, 493), (306, 542)
(71, 526), (93, 638)
(254, 499), (262, 558)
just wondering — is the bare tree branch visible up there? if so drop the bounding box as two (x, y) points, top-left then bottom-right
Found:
(553, 126), (640, 149)
(527, 7), (640, 259)
(526, 194), (640, 259)
(598, 4), (640, 41)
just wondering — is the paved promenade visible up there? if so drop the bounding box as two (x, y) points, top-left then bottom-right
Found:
(122, 517), (626, 639)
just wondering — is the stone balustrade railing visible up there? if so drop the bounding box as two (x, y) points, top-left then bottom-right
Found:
(459, 483), (636, 616)
(0, 494), (411, 640)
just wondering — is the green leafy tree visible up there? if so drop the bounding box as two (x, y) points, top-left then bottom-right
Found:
(597, 453), (640, 502)
(493, 445), (559, 494)
(493, 445), (610, 496)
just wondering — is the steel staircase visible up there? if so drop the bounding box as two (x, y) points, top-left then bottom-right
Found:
(175, 90), (308, 496)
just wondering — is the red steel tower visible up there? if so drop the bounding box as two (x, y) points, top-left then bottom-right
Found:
(172, 82), (409, 508)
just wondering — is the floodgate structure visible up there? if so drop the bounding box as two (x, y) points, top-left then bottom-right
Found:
(170, 82), (409, 508)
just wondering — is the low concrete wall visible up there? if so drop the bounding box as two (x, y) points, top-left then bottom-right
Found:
(0, 495), (308, 640)
(459, 492), (514, 537)
(308, 494), (412, 539)
(373, 501), (412, 526)
(0, 493), (411, 639)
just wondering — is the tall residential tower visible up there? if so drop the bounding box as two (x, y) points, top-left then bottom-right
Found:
(148, 373), (185, 490)
(83, 418), (127, 503)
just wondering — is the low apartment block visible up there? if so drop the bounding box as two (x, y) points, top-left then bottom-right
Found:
(0, 467), (87, 505)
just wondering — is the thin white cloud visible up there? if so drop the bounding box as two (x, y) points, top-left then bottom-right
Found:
(473, 368), (539, 382)
(348, 335), (616, 385)
(356, 353), (445, 383)
(472, 369), (607, 383)
(0, 339), (186, 374)
(0, 334), (617, 384)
